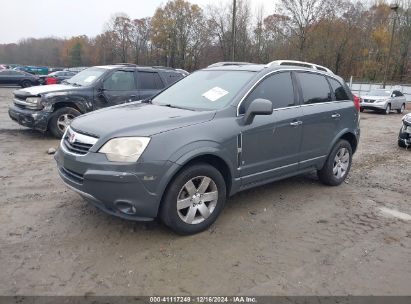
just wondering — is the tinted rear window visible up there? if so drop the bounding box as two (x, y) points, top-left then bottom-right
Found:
(296, 72), (331, 104)
(328, 77), (349, 101)
(162, 71), (184, 86)
(139, 72), (164, 90)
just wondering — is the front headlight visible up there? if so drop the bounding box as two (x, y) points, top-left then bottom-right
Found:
(98, 137), (150, 162)
(26, 97), (40, 105)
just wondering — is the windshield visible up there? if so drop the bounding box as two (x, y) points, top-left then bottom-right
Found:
(151, 70), (256, 110)
(367, 89), (391, 96)
(65, 67), (106, 86)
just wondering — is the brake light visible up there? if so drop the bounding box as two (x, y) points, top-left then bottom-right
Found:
(353, 95), (361, 112)
(46, 77), (57, 85)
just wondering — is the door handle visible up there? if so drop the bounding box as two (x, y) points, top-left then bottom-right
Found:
(331, 113), (341, 118)
(290, 121), (303, 126)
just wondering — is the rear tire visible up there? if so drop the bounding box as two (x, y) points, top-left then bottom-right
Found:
(49, 107), (81, 138)
(318, 139), (352, 186)
(21, 80), (32, 88)
(397, 104), (405, 114)
(160, 163), (226, 235)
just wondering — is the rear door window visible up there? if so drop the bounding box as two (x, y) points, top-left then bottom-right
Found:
(138, 72), (164, 90)
(328, 77), (349, 101)
(241, 72), (295, 113)
(162, 71), (184, 86)
(296, 72), (332, 104)
(103, 70), (136, 91)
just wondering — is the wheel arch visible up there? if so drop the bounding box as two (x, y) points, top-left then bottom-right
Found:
(158, 151), (235, 215)
(52, 102), (83, 113)
(340, 132), (358, 153)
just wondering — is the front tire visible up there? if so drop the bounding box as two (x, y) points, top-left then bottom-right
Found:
(160, 163), (227, 235)
(318, 139), (353, 186)
(384, 103), (391, 115)
(49, 107), (81, 138)
(397, 104), (405, 114)
(360, 108), (364, 113)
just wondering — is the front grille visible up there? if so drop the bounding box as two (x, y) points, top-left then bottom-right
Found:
(62, 127), (98, 156)
(364, 99), (375, 103)
(14, 95), (26, 102)
(64, 140), (93, 155)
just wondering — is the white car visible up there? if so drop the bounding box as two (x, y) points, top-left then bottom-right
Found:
(360, 89), (406, 114)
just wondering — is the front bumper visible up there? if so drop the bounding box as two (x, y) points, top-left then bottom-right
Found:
(54, 147), (178, 221)
(399, 125), (411, 147)
(8, 103), (50, 131)
(360, 102), (387, 110)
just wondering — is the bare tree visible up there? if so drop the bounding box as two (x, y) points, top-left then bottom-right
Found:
(276, 0), (331, 60)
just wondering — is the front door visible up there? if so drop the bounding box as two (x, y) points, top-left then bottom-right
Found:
(239, 71), (303, 186)
(95, 70), (139, 109)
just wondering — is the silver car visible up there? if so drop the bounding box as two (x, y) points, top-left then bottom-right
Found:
(360, 89), (406, 114)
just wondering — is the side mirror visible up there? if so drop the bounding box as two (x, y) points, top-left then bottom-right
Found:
(97, 86), (108, 101)
(243, 98), (273, 125)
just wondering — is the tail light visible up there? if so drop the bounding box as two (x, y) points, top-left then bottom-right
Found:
(46, 77), (57, 85)
(353, 94), (361, 112)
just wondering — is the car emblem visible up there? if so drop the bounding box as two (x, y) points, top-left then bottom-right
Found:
(69, 132), (76, 143)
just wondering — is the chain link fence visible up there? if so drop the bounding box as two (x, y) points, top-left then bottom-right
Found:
(348, 77), (411, 102)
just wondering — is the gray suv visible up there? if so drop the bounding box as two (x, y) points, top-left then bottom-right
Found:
(55, 60), (360, 235)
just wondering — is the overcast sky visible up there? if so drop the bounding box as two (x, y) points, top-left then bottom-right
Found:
(0, 0), (276, 44)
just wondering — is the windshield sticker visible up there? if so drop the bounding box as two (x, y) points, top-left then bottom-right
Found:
(84, 76), (96, 83)
(202, 87), (229, 102)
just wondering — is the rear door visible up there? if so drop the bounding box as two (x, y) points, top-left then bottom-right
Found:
(296, 72), (341, 167)
(240, 71), (303, 185)
(137, 71), (165, 100)
(97, 69), (139, 107)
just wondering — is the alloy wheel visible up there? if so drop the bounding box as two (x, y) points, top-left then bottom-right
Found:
(57, 114), (75, 133)
(176, 176), (218, 225)
(333, 147), (350, 179)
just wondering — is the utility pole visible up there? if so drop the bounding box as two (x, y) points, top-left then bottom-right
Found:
(231, 0), (236, 61)
(382, 3), (399, 89)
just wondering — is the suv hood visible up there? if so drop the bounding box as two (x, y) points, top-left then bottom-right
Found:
(14, 84), (78, 97)
(71, 102), (216, 138)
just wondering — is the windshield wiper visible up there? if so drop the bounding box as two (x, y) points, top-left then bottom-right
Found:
(70, 82), (82, 87)
(161, 104), (196, 111)
(142, 98), (152, 104)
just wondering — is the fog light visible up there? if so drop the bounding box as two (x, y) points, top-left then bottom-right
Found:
(115, 201), (137, 215)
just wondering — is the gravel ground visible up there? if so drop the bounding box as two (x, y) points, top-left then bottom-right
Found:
(0, 86), (410, 296)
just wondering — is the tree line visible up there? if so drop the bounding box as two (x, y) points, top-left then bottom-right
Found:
(0, 0), (410, 82)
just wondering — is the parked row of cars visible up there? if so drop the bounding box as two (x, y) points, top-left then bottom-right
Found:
(0, 69), (76, 87)
(6, 60), (408, 234)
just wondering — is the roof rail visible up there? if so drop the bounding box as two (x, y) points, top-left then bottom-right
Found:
(115, 63), (138, 67)
(266, 60), (333, 74)
(207, 62), (254, 68)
